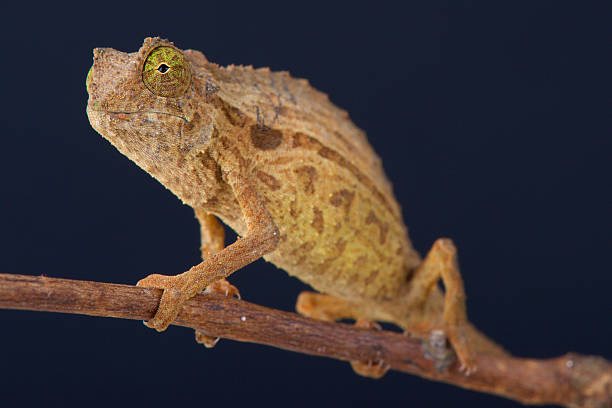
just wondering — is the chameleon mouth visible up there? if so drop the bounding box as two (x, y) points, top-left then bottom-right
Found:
(87, 107), (190, 124)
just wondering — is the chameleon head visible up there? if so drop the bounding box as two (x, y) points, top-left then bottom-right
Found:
(86, 38), (215, 192)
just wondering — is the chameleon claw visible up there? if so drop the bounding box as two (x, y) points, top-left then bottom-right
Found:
(446, 324), (478, 375)
(350, 319), (389, 379)
(195, 331), (220, 348)
(204, 279), (241, 300)
(459, 361), (477, 376)
(195, 279), (241, 348)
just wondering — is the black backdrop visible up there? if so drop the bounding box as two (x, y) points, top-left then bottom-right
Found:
(1, 2), (609, 407)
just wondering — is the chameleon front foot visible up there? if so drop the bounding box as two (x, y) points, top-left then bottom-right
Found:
(195, 279), (241, 348)
(137, 273), (188, 332)
(350, 319), (389, 379)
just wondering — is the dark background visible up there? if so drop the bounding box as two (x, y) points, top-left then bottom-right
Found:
(1, 2), (609, 407)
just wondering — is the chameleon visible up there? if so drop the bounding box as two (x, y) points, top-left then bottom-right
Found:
(86, 37), (507, 377)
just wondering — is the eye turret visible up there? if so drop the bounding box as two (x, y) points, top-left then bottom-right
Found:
(142, 46), (190, 97)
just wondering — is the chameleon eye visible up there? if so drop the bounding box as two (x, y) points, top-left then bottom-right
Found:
(142, 46), (191, 97)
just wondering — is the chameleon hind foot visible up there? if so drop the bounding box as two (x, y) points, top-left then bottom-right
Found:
(296, 291), (357, 322)
(296, 292), (388, 378)
(409, 238), (478, 374)
(445, 323), (477, 374)
(350, 319), (389, 379)
(195, 279), (241, 348)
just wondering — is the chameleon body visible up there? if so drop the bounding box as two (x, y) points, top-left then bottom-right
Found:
(86, 38), (505, 376)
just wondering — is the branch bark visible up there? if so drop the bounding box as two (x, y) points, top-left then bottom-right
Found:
(0, 273), (610, 407)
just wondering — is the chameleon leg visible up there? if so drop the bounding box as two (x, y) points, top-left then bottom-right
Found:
(192, 210), (241, 348)
(195, 209), (226, 260)
(296, 292), (389, 379)
(137, 172), (279, 331)
(408, 238), (477, 374)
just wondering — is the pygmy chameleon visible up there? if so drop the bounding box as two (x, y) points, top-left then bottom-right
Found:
(86, 38), (506, 377)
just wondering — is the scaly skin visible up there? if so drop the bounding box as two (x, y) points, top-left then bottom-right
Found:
(86, 38), (506, 376)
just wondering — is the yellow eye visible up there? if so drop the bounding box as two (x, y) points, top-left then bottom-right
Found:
(142, 46), (191, 97)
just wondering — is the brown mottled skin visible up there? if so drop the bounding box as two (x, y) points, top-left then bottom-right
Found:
(86, 38), (506, 377)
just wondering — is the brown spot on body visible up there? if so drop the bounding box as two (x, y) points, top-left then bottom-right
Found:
(219, 136), (230, 150)
(191, 167), (203, 184)
(352, 255), (368, 268)
(365, 211), (377, 224)
(197, 151), (218, 172)
(211, 126), (220, 139)
(291, 240), (316, 264)
(292, 132), (316, 149)
(212, 97), (246, 127)
(289, 199), (298, 218)
(312, 207), (324, 234)
(269, 156), (295, 166)
(319, 238), (347, 274)
(219, 137), (249, 171)
(334, 238), (347, 255)
(364, 270), (380, 286)
(378, 222), (390, 245)
(250, 124), (282, 150)
(365, 211), (389, 244)
(296, 241), (316, 254)
(255, 170), (281, 190)
(294, 165), (317, 195)
(195, 151), (223, 183)
(319, 258), (334, 273)
(329, 189), (355, 215)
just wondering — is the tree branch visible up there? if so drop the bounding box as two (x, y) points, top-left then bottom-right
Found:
(0, 273), (609, 407)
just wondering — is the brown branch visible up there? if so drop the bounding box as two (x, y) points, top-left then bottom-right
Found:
(0, 273), (610, 407)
